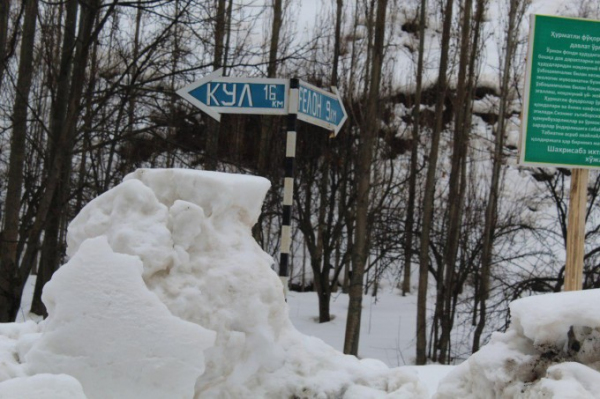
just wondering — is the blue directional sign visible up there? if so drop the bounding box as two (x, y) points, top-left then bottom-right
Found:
(177, 69), (347, 135)
(177, 68), (289, 121)
(297, 81), (347, 135)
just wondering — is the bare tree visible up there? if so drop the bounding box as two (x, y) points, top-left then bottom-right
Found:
(256, 0), (284, 176)
(403, 0), (427, 296)
(0, 0), (10, 88)
(416, 0), (454, 365)
(205, 0), (227, 171)
(473, 0), (526, 352)
(331, 0), (343, 87)
(436, 0), (476, 364)
(30, 0), (79, 317)
(344, 0), (388, 356)
(0, 0), (39, 322)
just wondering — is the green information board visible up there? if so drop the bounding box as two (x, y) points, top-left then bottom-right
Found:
(521, 15), (600, 168)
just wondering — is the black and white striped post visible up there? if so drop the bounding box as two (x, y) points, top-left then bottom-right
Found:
(279, 78), (299, 297)
(177, 71), (346, 299)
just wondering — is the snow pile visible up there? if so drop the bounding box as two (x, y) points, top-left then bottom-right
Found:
(435, 289), (600, 398)
(0, 169), (426, 398)
(0, 374), (87, 399)
(0, 321), (38, 382)
(25, 237), (215, 399)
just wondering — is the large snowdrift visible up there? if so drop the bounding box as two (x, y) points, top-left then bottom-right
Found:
(435, 289), (600, 398)
(0, 169), (426, 398)
(3, 169), (600, 398)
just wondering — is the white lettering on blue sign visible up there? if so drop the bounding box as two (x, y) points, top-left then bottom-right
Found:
(299, 87), (324, 119)
(326, 102), (336, 123)
(207, 83), (253, 107)
(298, 85), (342, 125)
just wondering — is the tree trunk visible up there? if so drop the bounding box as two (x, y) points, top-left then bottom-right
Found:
(214, 0), (226, 69)
(473, 0), (522, 353)
(331, 0), (343, 87)
(416, 0), (454, 365)
(0, 0), (39, 322)
(344, 0), (388, 356)
(205, 0), (227, 171)
(222, 0), (233, 76)
(316, 147), (332, 322)
(328, 0), (344, 295)
(363, 0), (375, 97)
(257, 0), (283, 174)
(74, 35), (99, 215)
(403, 0), (427, 296)
(317, 264), (332, 322)
(30, 0), (79, 318)
(267, 0), (282, 78)
(437, 0), (473, 364)
(0, 0), (10, 89)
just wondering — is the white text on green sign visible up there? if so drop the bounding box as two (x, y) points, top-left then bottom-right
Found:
(520, 15), (600, 168)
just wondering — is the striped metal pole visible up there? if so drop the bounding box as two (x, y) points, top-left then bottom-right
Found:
(279, 78), (299, 297)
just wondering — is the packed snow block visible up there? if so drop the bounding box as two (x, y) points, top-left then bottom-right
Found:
(24, 237), (216, 399)
(125, 168), (268, 226)
(63, 168), (426, 398)
(435, 289), (600, 398)
(510, 289), (600, 350)
(0, 374), (87, 399)
(66, 178), (176, 279)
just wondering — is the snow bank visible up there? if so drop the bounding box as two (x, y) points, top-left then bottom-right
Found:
(0, 374), (87, 399)
(0, 321), (38, 382)
(0, 168), (426, 398)
(25, 237), (215, 399)
(435, 289), (600, 398)
(510, 289), (600, 348)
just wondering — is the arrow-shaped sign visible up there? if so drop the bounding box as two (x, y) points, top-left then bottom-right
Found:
(177, 70), (347, 135)
(177, 68), (289, 122)
(297, 80), (347, 136)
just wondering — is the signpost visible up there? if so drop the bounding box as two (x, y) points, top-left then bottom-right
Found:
(521, 15), (600, 168)
(297, 81), (347, 136)
(178, 70), (347, 295)
(521, 15), (600, 290)
(176, 69), (289, 121)
(178, 69), (347, 135)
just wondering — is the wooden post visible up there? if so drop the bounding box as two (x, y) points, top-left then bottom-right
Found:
(565, 168), (588, 291)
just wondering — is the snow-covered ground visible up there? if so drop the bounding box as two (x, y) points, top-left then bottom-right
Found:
(3, 169), (600, 398)
(288, 289), (417, 368)
(288, 289), (455, 397)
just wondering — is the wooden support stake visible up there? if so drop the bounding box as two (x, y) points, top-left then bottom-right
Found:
(565, 168), (588, 291)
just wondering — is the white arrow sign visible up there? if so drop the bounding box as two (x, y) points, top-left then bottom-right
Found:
(297, 80), (348, 136)
(178, 70), (348, 135)
(177, 69), (289, 122)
